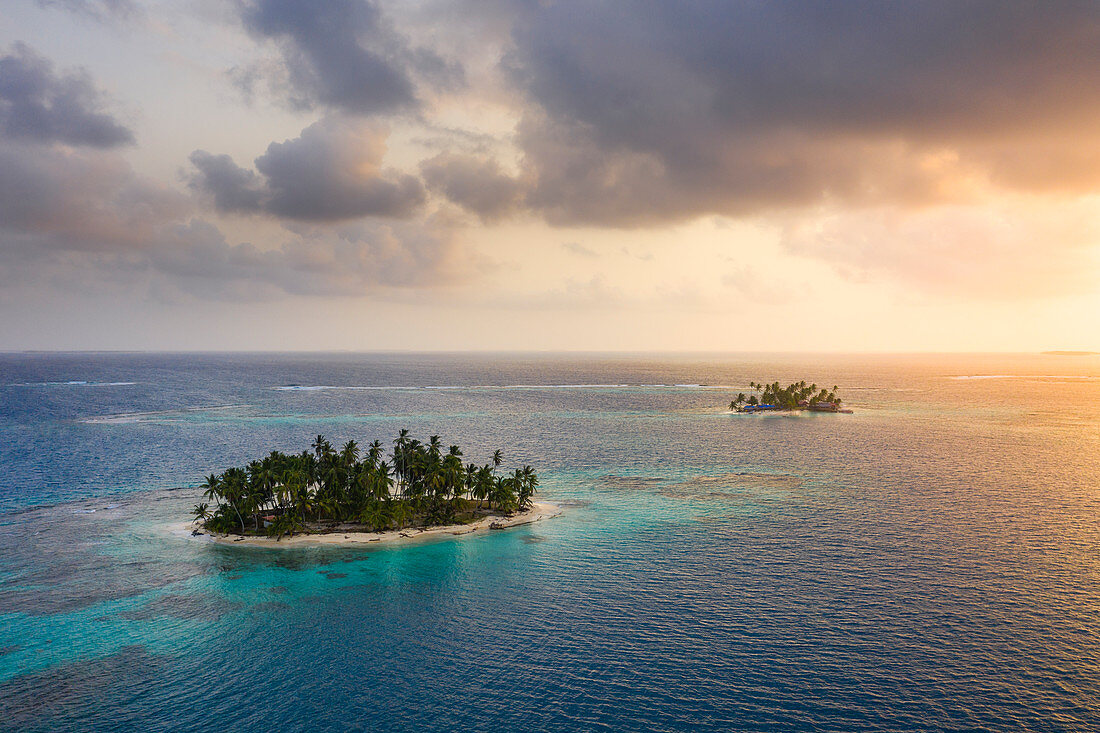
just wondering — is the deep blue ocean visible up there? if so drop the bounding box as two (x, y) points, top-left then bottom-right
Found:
(1, 352), (1099, 731)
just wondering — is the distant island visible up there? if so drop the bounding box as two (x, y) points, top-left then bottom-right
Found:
(192, 431), (547, 542)
(1041, 351), (1100, 356)
(729, 381), (852, 414)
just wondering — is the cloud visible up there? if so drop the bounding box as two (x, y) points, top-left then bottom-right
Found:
(35, 0), (140, 21)
(420, 152), (523, 221)
(188, 116), (425, 221)
(501, 1), (1100, 225)
(142, 219), (464, 299)
(561, 241), (598, 258)
(782, 203), (1100, 299)
(236, 0), (459, 115)
(0, 43), (134, 147)
(0, 143), (185, 247)
(185, 152), (264, 214)
(0, 140), (460, 299)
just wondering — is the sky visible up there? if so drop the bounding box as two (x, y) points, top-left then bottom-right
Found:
(1, 0), (1098, 352)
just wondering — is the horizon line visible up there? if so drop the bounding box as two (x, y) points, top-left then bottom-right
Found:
(1, 348), (1096, 356)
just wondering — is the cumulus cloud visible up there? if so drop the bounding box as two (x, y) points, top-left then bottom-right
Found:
(188, 117), (425, 221)
(185, 152), (264, 214)
(782, 203), (1100, 298)
(0, 43), (134, 147)
(236, 0), (459, 114)
(420, 152), (524, 221)
(502, 1), (1100, 225)
(0, 140), (458, 299)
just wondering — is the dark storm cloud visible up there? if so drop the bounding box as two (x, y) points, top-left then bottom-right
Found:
(237, 0), (458, 114)
(420, 152), (523, 221)
(0, 43), (134, 147)
(188, 117), (425, 221)
(500, 0), (1100, 225)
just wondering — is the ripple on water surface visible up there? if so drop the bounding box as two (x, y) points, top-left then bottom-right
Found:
(1, 352), (1099, 731)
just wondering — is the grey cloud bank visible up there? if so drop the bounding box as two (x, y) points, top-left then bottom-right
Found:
(188, 117), (425, 221)
(0, 43), (134, 148)
(501, 1), (1100, 225)
(237, 0), (459, 115)
(4, 0), (1100, 313)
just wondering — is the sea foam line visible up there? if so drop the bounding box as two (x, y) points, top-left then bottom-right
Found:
(79, 404), (248, 424)
(11, 380), (137, 387)
(273, 383), (733, 392)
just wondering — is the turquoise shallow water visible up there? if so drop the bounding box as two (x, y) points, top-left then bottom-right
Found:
(1, 352), (1099, 731)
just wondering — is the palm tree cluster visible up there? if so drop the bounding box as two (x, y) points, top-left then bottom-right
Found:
(729, 381), (842, 411)
(193, 430), (538, 538)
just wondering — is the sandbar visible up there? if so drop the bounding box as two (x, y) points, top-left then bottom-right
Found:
(174, 501), (562, 549)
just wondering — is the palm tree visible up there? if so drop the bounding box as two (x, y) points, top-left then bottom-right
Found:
(390, 501), (410, 529)
(194, 430), (541, 537)
(366, 440), (383, 467)
(518, 465), (538, 509)
(201, 473), (220, 500)
(359, 500), (390, 531)
(293, 483), (315, 522)
(474, 465), (493, 509)
(394, 429), (410, 495)
(374, 461), (393, 501)
(192, 502), (211, 522)
(319, 496), (341, 523)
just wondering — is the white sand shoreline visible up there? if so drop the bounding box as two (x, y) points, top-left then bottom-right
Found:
(170, 501), (562, 549)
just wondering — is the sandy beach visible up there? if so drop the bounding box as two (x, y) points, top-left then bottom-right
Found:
(175, 501), (561, 549)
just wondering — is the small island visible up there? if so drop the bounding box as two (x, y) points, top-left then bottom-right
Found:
(729, 380), (853, 414)
(192, 431), (550, 543)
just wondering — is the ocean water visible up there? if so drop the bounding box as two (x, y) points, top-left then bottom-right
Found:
(1, 352), (1099, 732)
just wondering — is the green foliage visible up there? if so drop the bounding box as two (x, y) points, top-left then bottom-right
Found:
(195, 431), (539, 537)
(734, 381), (843, 411)
(266, 513), (304, 540)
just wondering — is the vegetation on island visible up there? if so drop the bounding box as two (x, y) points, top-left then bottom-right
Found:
(729, 381), (848, 413)
(192, 431), (538, 539)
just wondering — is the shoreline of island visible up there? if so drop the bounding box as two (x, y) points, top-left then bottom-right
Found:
(176, 501), (562, 549)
